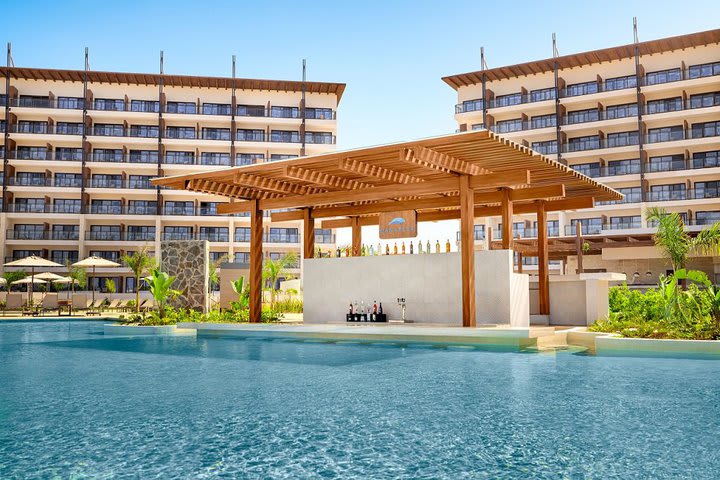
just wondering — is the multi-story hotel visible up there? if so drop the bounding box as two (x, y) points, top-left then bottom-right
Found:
(444, 29), (720, 283)
(0, 61), (343, 292)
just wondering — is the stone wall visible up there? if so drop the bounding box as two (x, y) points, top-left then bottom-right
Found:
(566, 254), (717, 285)
(160, 240), (209, 312)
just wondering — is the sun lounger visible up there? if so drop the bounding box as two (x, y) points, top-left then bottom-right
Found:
(4, 293), (24, 315)
(72, 294), (89, 311)
(86, 299), (104, 316)
(106, 299), (120, 311)
(42, 293), (59, 313)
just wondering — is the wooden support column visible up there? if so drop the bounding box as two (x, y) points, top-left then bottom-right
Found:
(517, 252), (523, 273)
(575, 223), (584, 274)
(501, 188), (513, 250)
(459, 175), (476, 327)
(537, 201), (550, 316)
(303, 208), (315, 259)
(249, 199), (263, 323)
(351, 217), (361, 256)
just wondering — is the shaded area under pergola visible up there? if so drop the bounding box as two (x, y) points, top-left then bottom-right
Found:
(153, 130), (621, 326)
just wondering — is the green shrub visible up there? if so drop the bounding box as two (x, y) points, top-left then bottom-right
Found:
(119, 304), (284, 326)
(273, 298), (303, 313)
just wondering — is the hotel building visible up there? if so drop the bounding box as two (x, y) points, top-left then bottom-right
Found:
(444, 29), (720, 283)
(0, 62), (343, 291)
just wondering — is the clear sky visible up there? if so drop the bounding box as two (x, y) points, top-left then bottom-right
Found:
(4, 0), (718, 247)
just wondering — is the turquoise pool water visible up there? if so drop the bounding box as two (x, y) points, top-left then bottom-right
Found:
(1, 321), (719, 479)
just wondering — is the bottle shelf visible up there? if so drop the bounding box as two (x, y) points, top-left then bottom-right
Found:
(346, 313), (387, 323)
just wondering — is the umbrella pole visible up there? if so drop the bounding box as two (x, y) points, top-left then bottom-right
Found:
(29, 266), (34, 308)
(92, 265), (96, 305)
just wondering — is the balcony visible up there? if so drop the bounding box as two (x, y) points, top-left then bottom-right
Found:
(6, 177), (83, 188)
(91, 152), (159, 164)
(85, 231), (123, 241)
(91, 100), (127, 112)
(10, 124), (84, 135)
(198, 232), (230, 242)
(596, 191), (642, 206)
(647, 189), (720, 203)
(86, 205), (157, 215)
(161, 206), (196, 216)
(11, 98), (85, 109)
(561, 108), (637, 126)
(165, 129), (198, 140)
(5, 203), (82, 214)
(162, 232), (194, 241)
(264, 232), (300, 243)
(314, 233), (337, 244)
(6, 230), (80, 241)
(604, 220), (642, 230)
(564, 225), (603, 236)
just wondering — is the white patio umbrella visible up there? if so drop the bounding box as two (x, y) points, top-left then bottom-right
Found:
(72, 256), (120, 305)
(35, 272), (66, 291)
(4, 255), (63, 305)
(11, 277), (47, 285)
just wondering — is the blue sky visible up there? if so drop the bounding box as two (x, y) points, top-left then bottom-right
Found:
(4, 0), (718, 150)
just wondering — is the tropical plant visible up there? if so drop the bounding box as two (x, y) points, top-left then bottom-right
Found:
(208, 254), (228, 293)
(231, 277), (250, 309)
(262, 252), (297, 309)
(121, 246), (155, 313)
(146, 268), (182, 318)
(104, 278), (116, 294)
(2, 270), (27, 291)
(65, 262), (87, 293)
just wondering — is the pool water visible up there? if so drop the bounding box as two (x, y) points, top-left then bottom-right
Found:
(1, 321), (719, 479)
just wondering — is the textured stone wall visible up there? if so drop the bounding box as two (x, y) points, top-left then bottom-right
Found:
(565, 255), (717, 285)
(160, 240), (209, 312)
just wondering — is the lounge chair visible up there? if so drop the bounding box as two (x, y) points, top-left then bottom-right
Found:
(5, 293), (24, 316)
(86, 299), (104, 316)
(42, 293), (59, 314)
(139, 299), (155, 313)
(71, 294), (89, 312)
(106, 299), (120, 311)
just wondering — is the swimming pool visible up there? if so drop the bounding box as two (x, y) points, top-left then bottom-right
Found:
(1, 320), (718, 479)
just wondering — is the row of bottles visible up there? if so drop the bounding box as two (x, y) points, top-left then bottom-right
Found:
(318, 240), (452, 258)
(347, 300), (387, 323)
(349, 300), (382, 315)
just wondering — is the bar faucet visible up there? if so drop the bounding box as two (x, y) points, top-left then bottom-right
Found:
(397, 297), (406, 322)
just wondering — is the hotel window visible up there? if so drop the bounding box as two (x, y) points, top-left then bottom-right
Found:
(691, 121), (720, 139)
(55, 173), (82, 188)
(55, 147), (82, 161)
(18, 95), (51, 108)
(199, 227), (229, 242)
(649, 184), (686, 201)
(570, 218), (603, 235)
(566, 108), (598, 125)
(89, 251), (121, 263)
(529, 87), (555, 102)
(305, 107), (334, 119)
(616, 187), (641, 203)
(609, 216), (641, 230)
(166, 126), (196, 139)
(164, 151), (194, 164)
(209, 252), (226, 265)
(492, 92), (522, 107)
(689, 92), (720, 109)
(91, 174), (123, 188)
(531, 140), (557, 155)
(604, 74), (636, 91)
(237, 129), (265, 142)
(234, 252), (250, 264)
(305, 132), (334, 144)
(163, 226), (193, 240)
(605, 102), (638, 119)
(198, 202), (220, 215)
(128, 200), (157, 215)
(13, 224), (45, 240)
(129, 150), (158, 163)
(268, 252), (298, 267)
(129, 125), (159, 138)
(314, 228), (334, 243)
(693, 150), (720, 169)
(16, 146), (48, 160)
(237, 104), (266, 117)
(494, 118), (523, 133)
(52, 225), (79, 240)
(128, 175), (153, 189)
(236, 153), (264, 166)
(90, 199), (121, 214)
(202, 128), (231, 141)
(0, 119), (5, 132)
(648, 154), (685, 172)
(93, 123), (124, 136)
(92, 149), (123, 162)
(202, 103), (231, 115)
(130, 100), (159, 113)
(567, 135), (600, 152)
(271, 106), (299, 118)
(646, 97), (682, 114)
(56, 122), (84, 135)
(14, 198), (45, 213)
(530, 114), (555, 129)
(57, 96), (83, 109)
(645, 68), (681, 85)
(572, 162), (601, 178)
(54, 199), (81, 214)
(15, 172), (46, 186)
(93, 98), (125, 111)
(647, 126), (684, 143)
(89, 225), (122, 241)
(12, 250), (42, 260)
(200, 152), (230, 166)
(606, 131), (639, 148)
(165, 101), (196, 114)
(125, 276), (149, 293)
(694, 181), (720, 199)
(696, 211), (720, 225)
(565, 81), (598, 97)
(127, 226), (155, 241)
(163, 201), (194, 215)
(267, 228), (299, 243)
(235, 227), (251, 242)
(688, 61), (720, 79)
(17, 121), (48, 134)
(271, 130), (300, 143)
(51, 250), (79, 264)
(461, 99), (483, 112)
(0, 94), (5, 106)
(270, 154), (298, 161)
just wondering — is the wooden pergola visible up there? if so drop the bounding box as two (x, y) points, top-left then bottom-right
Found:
(152, 130), (621, 326)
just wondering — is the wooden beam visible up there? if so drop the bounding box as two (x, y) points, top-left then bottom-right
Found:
(338, 158), (423, 184)
(303, 208), (315, 260)
(235, 173), (324, 196)
(459, 175), (476, 327)
(410, 146), (489, 176)
(501, 188), (513, 250)
(249, 199), (263, 323)
(284, 166), (371, 190)
(351, 217), (361, 256)
(537, 201), (550, 316)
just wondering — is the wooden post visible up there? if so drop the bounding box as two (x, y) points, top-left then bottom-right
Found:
(517, 252), (523, 273)
(303, 208), (315, 259)
(486, 226), (493, 250)
(249, 199), (263, 323)
(459, 175), (476, 327)
(501, 188), (513, 250)
(575, 223), (584, 274)
(351, 217), (361, 256)
(537, 201), (550, 316)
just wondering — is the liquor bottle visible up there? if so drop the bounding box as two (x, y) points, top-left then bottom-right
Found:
(377, 243), (381, 255)
(378, 302), (383, 314)
(401, 242), (406, 254)
(446, 239), (451, 253)
(385, 244), (390, 255)
(354, 301), (358, 314)
(418, 241), (423, 254)
(393, 242), (398, 255)
(435, 240), (441, 253)
(349, 302), (353, 314)
(426, 240), (431, 254)
(409, 241), (414, 254)
(360, 300), (365, 314)
(373, 301), (378, 314)
(361, 244), (366, 256)
(345, 246), (350, 257)
(316, 246), (321, 258)
(369, 245), (375, 256)
(336, 247), (341, 258)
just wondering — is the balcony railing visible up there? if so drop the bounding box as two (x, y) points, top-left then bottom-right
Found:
(161, 206), (196, 216)
(8, 151), (83, 161)
(84, 231), (156, 241)
(596, 192), (642, 206)
(564, 225), (603, 236)
(11, 98), (85, 109)
(6, 230), (80, 240)
(315, 234), (336, 244)
(6, 177), (83, 188)
(264, 232), (300, 243)
(563, 136), (639, 153)
(165, 129), (198, 140)
(162, 232), (194, 241)
(86, 205), (157, 215)
(198, 232), (230, 242)
(90, 153), (159, 163)
(5, 203), (83, 214)
(10, 124), (84, 135)
(647, 189), (720, 202)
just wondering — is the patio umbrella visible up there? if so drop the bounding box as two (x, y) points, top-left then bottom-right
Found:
(4, 255), (63, 306)
(72, 256), (120, 305)
(35, 272), (66, 291)
(11, 277), (47, 285)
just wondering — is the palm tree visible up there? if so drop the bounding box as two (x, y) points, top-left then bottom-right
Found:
(262, 252), (297, 309)
(231, 277), (249, 309)
(65, 261), (87, 293)
(208, 254), (228, 293)
(121, 246), (155, 313)
(147, 268), (181, 318)
(2, 270), (26, 291)
(647, 207), (720, 272)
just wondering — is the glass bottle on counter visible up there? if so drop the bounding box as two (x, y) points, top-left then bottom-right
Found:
(377, 243), (381, 255)
(385, 244), (390, 255)
(409, 241), (414, 254)
(401, 241), (406, 254)
(393, 242), (398, 255)
(418, 241), (423, 254)
(435, 240), (441, 253)
(345, 246), (350, 257)
(369, 245), (375, 256)
(373, 301), (378, 314)
(445, 239), (451, 253)
(379, 302), (383, 314)
(426, 240), (431, 254)
(336, 247), (341, 258)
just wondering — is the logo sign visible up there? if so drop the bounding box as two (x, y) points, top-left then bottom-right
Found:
(379, 210), (417, 239)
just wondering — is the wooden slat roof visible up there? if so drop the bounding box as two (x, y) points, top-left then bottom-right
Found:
(152, 129), (621, 216)
(0, 66), (346, 101)
(443, 28), (720, 88)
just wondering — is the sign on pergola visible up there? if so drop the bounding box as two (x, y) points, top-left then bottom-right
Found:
(153, 130), (621, 326)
